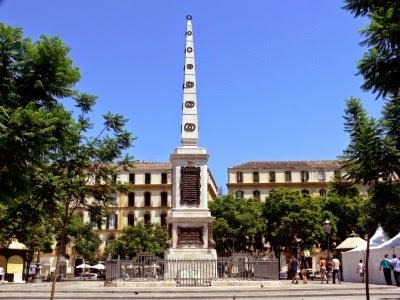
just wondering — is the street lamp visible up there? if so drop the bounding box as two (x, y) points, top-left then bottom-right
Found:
(323, 219), (332, 259)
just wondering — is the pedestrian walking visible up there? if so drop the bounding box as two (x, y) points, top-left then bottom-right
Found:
(290, 255), (299, 284)
(391, 254), (400, 287)
(320, 257), (328, 284)
(300, 256), (309, 284)
(356, 259), (365, 283)
(332, 256), (341, 284)
(379, 254), (392, 285)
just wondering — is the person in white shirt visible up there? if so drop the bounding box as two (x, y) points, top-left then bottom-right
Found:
(0, 265), (4, 283)
(356, 259), (365, 283)
(332, 256), (341, 284)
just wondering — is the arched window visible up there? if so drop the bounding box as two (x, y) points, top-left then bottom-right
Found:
(319, 189), (327, 197)
(144, 212), (151, 225)
(161, 192), (168, 207)
(301, 171), (309, 182)
(285, 171), (291, 182)
(78, 212), (84, 222)
(301, 189), (310, 195)
(144, 192), (151, 207)
(128, 192), (135, 207)
(160, 212), (167, 227)
(128, 213), (135, 226)
(235, 190), (244, 198)
(106, 235), (115, 247)
(253, 190), (260, 200)
(145, 173), (151, 184)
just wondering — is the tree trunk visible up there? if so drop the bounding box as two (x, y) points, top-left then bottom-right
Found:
(365, 234), (370, 300)
(50, 248), (61, 300)
(24, 251), (33, 283)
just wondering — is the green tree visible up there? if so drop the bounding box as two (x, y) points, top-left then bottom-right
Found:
(340, 98), (399, 299)
(68, 216), (101, 262)
(209, 195), (265, 256)
(343, 2), (400, 297)
(343, 0), (400, 99)
(320, 192), (366, 243)
(0, 23), (134, 299)
(263, 189), (327, 271)
(106, 222), (167, 258)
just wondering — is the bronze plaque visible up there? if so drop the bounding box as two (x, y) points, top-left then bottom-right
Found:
(177, 227), (203, 246)
(180, 166), (200, 205)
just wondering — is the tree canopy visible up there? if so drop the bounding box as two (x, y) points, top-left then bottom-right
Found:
(105, 222), (167, 258)
(209, 195), (265, 256)
(0, 22), (134, 299)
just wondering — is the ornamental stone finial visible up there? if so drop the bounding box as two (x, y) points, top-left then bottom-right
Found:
(186, 15), (192, 20)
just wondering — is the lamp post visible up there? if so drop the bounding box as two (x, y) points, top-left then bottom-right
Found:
(323, 219), (332, 259)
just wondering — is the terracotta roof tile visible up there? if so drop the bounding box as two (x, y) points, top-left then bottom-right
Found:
(229, 160), (340, 170)
(117, 161), (171, 171)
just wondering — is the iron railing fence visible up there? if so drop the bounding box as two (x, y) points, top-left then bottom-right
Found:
(106, 254), (279, 286)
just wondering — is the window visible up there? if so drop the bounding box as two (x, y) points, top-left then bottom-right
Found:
(161, 192), (168, 207)
(318, 170), (326, 182)
(144, 212), (151, 225)
(160, 212), (167, 227)
(112, 174), (117, 183)
(334, 170), (341, 178)
(285, 171), (292, 182)
(107, 213), (118, 230)
(235, 190), (244, 198)
(145, 173), (151, 184)
(128, 213), (135, 226)
(301, 171), (309, 182)
(253, 172), (259, 183)
(78, 212), (84, 222)
(301, 189), (310, 195)
(236, 172), (243, 183)
(269, 171), (276, 183)
(161, 173), (168, 184)
(144, 192), (151, 207)
(253, 190), (260, 200)
(129, 173), (135, 184)
(319, 189), (327, 197)
(106, 235), (115, 247)
(128, 192), (135, 207)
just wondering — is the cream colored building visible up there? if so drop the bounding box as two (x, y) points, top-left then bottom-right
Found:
(227, 160), (342, 200)
(79, 161), (218, 252)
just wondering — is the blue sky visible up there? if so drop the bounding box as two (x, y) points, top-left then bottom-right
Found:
(0, 0), (383, 191)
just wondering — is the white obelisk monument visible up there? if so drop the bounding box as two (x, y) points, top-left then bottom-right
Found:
(165, 15), (217, 261)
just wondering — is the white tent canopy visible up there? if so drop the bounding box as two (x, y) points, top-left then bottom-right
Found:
(336, 232), (366, 250)
(342, 225), (398, 285)
(350, 224), (390, 251)
(75, 263), (92, 269)
(375, 232), (400, 249)
(91, 263), (106, 270)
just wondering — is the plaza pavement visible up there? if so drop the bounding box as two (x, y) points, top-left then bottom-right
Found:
(0, 280), (398, 300)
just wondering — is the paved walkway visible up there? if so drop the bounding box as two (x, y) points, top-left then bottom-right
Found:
(0, 281), (398, 299)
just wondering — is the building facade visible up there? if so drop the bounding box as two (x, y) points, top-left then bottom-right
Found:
(78, 161), (218, 252)
(227, 160), (342, 200)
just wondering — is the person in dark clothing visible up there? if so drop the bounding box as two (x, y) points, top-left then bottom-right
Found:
(379, 254), (392, 285)
(290, 255), (299, 284)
